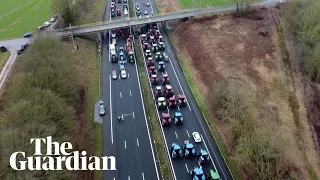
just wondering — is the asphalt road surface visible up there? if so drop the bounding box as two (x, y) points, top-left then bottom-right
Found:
(102, 0), (160, 180)
(133, 0), (235, 179)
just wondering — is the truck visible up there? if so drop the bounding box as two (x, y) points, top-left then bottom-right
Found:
(110, 44), (117, 63)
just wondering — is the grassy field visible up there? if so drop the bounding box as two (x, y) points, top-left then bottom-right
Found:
(0, 52), (10, 72)
(178, 0), (234, 9)
(0, 0), (52, 40)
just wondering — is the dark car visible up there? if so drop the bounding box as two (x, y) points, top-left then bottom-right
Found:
(123, 0), (127, 3)
(50, 15), (58, 23)
(17, 44), (28, 54)
(0, 46), (7, 52)
(118, 0), (122, 3)
(23, 32), (33, 38)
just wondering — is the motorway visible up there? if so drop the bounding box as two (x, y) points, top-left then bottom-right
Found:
(101, 0), (160, 180)
(133, 0), (234, 180)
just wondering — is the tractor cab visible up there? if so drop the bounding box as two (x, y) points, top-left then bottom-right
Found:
(161, 113), (171, 126)
(145, 49), (152, 58)
(158, 61), (165, 72)
(190, 167), (206, 180)
(170, 143), (182, 159)
(159, 42), (165, 50)
(147, 57), (154, 67)
(178, 94), (187, 106)
(149, 66), (157, 75)
(173, 112), (183, 125)
(183, 140), (196, 157)
(151, 74), (159, 84)
(128, 51), (135, 63)
(155, 86), (163, 97)
(162, 73), (169, 85)
(165, 84), (174, 97)
(207, 169), (221, 180)
(157, 97), (166, 109)
(198, 149), (210, 164)
(169, 96), (177, 108)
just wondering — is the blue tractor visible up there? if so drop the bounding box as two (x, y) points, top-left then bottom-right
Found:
(170, 143), (183, 159)
(183, 140), (196, 157)
(158, 61), (165, 72)
(190, 167), (206, 180)
(173, 112), (183, 125)
(198, 149), (210, 165)
(119, 47), (126, 63)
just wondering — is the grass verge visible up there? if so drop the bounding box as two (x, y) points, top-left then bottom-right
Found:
(134, 37), (173, 180)
(167, 32), (240, 180)
(0, 51), (10, 72)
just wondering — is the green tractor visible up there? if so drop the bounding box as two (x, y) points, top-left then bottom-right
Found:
(128, 51), (135, 63)
(206, 169), (221, 180)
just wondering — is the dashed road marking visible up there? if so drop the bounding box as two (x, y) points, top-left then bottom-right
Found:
(120, 92), (122, 98)
(186, 130), (190, 137)
(185, 163), (189, 173)
(137, 138), (139, 146)
(175, 131), (178, 139)
(125, 141), (127, 149)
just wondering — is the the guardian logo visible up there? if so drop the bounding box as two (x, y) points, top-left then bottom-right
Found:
(9, 136), (116, 171)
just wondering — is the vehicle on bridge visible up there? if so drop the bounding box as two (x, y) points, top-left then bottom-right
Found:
(151, 74), (159, 85)
(198, 149), (210, 165)
(155, 86), (163, 97)
(183, 140), (196, 157)
(157, 97), (166, 109)
(128, 51), (135, 63)
(170, 143), (183, 159)
(162, 73), (169, 85)
(190, 167), (206, 180)
(158, 61), (165, 72)
(161, 113), (171, 126)
(178, 94), (187, 106)
(149, 66), (157, 75)
(207, 169), (221, 180)
(165, 84), (174, 97)
(168, 96), (177, 108)
(173, 112), (183, 125)
(99, 100), (106, 116)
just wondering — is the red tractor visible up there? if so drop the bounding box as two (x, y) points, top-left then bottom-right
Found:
(165, 85), (174, 97)
(151, 74), (159, 85)
(169, 96), (178, 108)
(178, 94), (187, 106)
(162, 73), (169, 85)
(162, 113), (171, 126)
(155, 86), (163, 97)
(149, 66), (157, 75)
(146, 57), (154, 67)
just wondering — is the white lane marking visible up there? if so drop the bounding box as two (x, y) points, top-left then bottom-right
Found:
(177, 106), (180, 111)
(198, 161), (202, 168)
(109, 75), (113, 144)
(142, 172), (145, 180)
(186, 130), (190, 137)
(185, 163), (189, 173)
(125, 141), (127, 149)
(128, 175), (130, 180)
(133, 111), (135, 118)
(137, 35), (175, 180)
(120, 92), (122, 98)
(128, 73), (129, 78)
(113, 178), (115, 180)
(137, 138), (139, 146)
(119, 75), (120, 79)
(175, 131), (178, 139)
(130, 90), (132, 96)
(201, 135), (217, 171)
(167, 106), (170, 113)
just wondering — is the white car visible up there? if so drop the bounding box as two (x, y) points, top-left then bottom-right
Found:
(124, 9), (128, 15)
(112, 70), (117, 80)
(43, 21), (51, 27)
(121, 70), (127, 79)
(192, 132), (201, 143)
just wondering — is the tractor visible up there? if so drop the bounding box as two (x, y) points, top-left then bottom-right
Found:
(151, 74), (159, 85)
(162, 73), (169, 85)
(173, 112), (183, 125)
(158, 35), (164, 42)
(161, 113), (171, 126)
(165, 84), (174, 97)
(168, 96), (177, 108)
(128, 51), (135, 63)
(145, 49), (152, 58)
(146, 57), (154, 67)
(140, 34), (147, 42)
(159, 42), (165, 50)
(149, 66), (157, 75)
(198, 149), (210, 165)
(206, 169), (221, 180)
(155, 86), (163, 97)
(170, 143), (183, 159)
(158, 61), (165, 72)
(178, 94), (187, 106)
(190, 167), (206, 180)
(157, 97), (166, 109)
(183, 140), (196, 157)
(143, 42), (150, 51)
(155, 52), (161, 61)
(152, 42), (158, 52)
